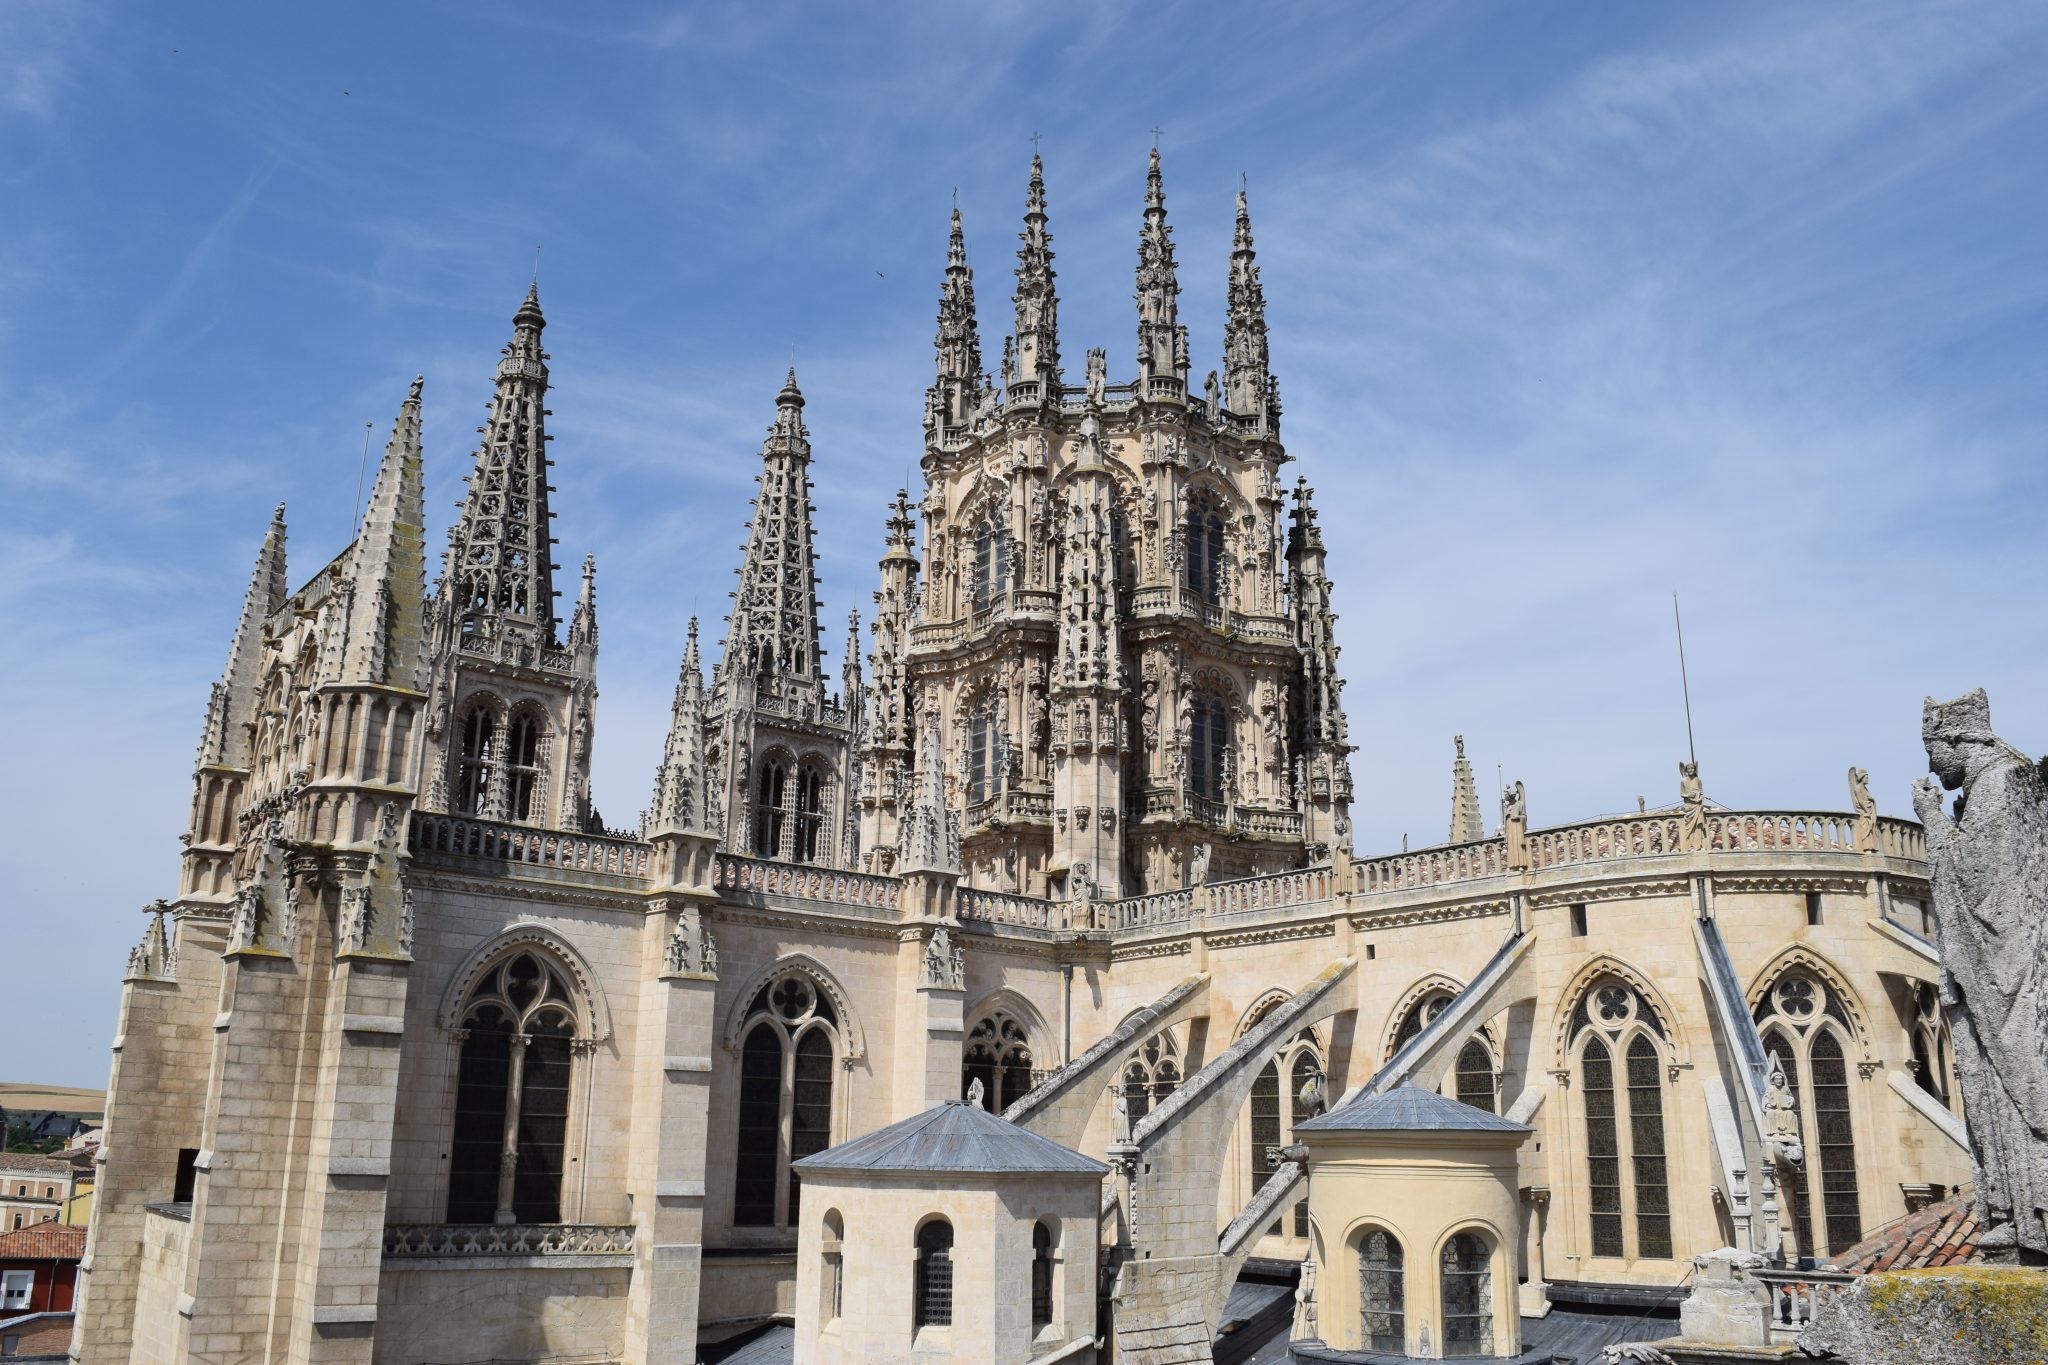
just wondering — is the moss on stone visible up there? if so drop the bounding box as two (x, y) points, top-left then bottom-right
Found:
(1818, 1268), (2048, 1364)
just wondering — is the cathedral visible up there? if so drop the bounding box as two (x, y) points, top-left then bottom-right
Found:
(73, 153), (1969, 1364)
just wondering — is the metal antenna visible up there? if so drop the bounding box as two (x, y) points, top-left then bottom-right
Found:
(351, 421), (373, 541)
(1673, 593), (1699, 769)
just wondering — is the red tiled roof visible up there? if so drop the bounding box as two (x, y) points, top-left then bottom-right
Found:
(1827, 1192), (1982, 1273)
(0, 1222), (85, 1260)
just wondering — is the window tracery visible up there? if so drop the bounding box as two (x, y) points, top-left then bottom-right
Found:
(1571, 975), (1671, 1260)
(733, 973), (840, 1227)
(1439, 1231), (1494, 1357)
(456, 703), (498, 816)
(1755, 969), (1864, 1255)
(963, 1011), (1036, 1113)
(1357, 1227), (1405, 1352)
(1120, 1031), (1182, 1126)
(446, 951), (579, 1225)
(1183, 493), (1226, 602)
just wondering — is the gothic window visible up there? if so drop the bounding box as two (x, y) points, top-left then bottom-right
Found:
(732, 973), (840, 1227)
(1290, 1049), (1321, 1236)
(1184, 497), (1225, 602)
(971, 515), (1009, 610)
(1357, 1228), (1405, 1352)
(915, 1219), (955, 1330)
(1243, 1007), (1323, 1242)
(445, 952), (579, 1224)
(1754, 970), (1865, 1256)
(1189, 695), (1230, 803)
(506, 712), (545, 824)
(820, 1209), (845, 1325)
(1572, 976), (1672, 1261)
(1908, 983), (1953, 1108)
(1456, 1039), (1497, 1114)
(1439, 1231), (1494, 1357)
(1030, 1221), (1056, 1334)
(1391, 991), (1453, 1056)
(1120, 1031), (1182, 1127)
(964, 1011), (1036, 1113)
(794, 763), (825, 864)
(456, 705), (498, 816)
(967, 708), (993, 806)
(753, 758), (789, 858)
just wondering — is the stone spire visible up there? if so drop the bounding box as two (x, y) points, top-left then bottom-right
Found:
(719, 369), (826, 687)
(932, 206), (983, 427)
(198, 504), (288, 769)
(840, 609), (863, 702)
(1051, 413), (1128, 895)
(1287, 476), (1353, 852)
(1135, 146), (1184, 386)
(856, 490), (921, 868)
(337, 377), (428, 688)
(899, 711), (961, 875)
(1224, 189), (1273, 425)
(1012, 154), (1061, 394)
(441, 283), (559, 646)
(568, 553), (598, 657)
(1449, 735), (1485, 844)
(651, 618), (709, 832)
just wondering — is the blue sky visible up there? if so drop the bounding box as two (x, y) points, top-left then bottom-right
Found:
(2, 2), (2043, 1088)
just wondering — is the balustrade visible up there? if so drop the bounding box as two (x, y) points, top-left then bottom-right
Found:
(1112, 888), (1194, 931)
(408, 812), (651, 879)
(1752, 1267), (1853, 1343)
(958, 887), (1061, 930)
(1209, 866), (1331, 915)
(383, 1224), (635, 1258)
(1707, 811), (1857, 854)
(713, 853), (899, 911)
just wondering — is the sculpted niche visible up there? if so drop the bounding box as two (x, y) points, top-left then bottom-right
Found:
(1913, 688), (2048, 1262)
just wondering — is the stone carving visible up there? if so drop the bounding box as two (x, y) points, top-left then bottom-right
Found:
(1679, 761), (1708, 851)
(1761, 1057), (1803, 1161)
(1676, 1247), (1769, 1349)
(1848, 765), (1879, 853)
(1189, 842), (1211, 886)
(1503, 780), (1528, 870)
(922, 925), (964, 989)
(1914, 687), (2048, 1261)
(1294, 1250), (1318, 1338)
(965, 1077), (984, 1109)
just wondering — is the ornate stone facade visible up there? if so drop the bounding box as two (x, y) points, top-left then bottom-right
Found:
(75, 159), (1974, 1365)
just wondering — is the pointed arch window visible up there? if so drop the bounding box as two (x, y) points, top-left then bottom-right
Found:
(1572, 976), (1672, 1261)
(446, 952), (579, 1224)
(753, 758), (789, 858)
(1908, 983), (1953, 1109)
(971, 515), (1009, 610)
(1755, 970), (1864, 1256)
(1190, 695), (1230, 803)
(732, 973), (840, 1227)
(1184, 498), (1225, 602)
(1455, 1039), (1497, 1114)
(964, 1011), (1036, 1113)
(1440, 1231), (1494, 1356)
(506, 712), (545, 823)
(1120, 1031), (1182, 1127)
(967, 708), (993, 806)
(1358, 1228), (1405, 1352)
(456, 705), (498, 816)
(820, 1209), (845, 1325)
(794, 762), (825, 863)
(1243, 1007), (1323, 1243)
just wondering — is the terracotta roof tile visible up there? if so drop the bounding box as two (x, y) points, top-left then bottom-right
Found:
(1827, 1192), (1984, 1274)
(0, 1154), (71, 1175)
(0, 1222), (85, 1260)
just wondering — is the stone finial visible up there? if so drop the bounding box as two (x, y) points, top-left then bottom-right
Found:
(197, 503), (289, 770)
(1450, 735), (1485, 844)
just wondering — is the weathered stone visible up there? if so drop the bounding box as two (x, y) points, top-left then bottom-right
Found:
(1802, 1266), (2048, 1364)
(1676, 1247), (1770, 1347)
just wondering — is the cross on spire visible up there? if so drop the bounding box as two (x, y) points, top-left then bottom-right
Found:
(1029, 130), (1043, 155)
(1150, 125), (1165, 149)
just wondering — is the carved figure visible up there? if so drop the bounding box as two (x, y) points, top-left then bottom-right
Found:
(965, 1077), (984, 1109)
(1679, 761), (1708, 851)
(1113, 1084), (1132, 1142)
(1914, 688), (2048, 1260)
(1189, 842), (1212, 886)
(1502, 780), (1528, 870)
(1761, 1057), (1803, 1161)
(1848, 765), (1879, 853)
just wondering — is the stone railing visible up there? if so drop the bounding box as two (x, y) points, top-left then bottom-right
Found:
(1877, 816), (1925, 861)
(409, 812), (652, 879)
(1110, 888), (1195, 932)
(1706, 811), (1856, 854)
(1356, 838), (1510, 893)
(965, 789), (1055, 833)
(1528, 817), (1685, 869)
(383, 1224), (635, 1258)
(1210, 866), (1333, 916)
(1752, 1266), (1854, 1343)
(713, 854), (899, 912)
(958, 887), (1063, 930)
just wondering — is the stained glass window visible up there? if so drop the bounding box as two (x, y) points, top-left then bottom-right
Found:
(1440, 1232), (1493, 1356)
(1583, 1037), (1623, 1258)
(1626, 1035), (1671, 1259)
(1359, 1229), (1405, 1352)
(1455, 1039), (1496, 1113)
(1811, 1030), (1862, 1253)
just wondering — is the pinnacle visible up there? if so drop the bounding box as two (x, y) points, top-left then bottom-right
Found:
(779, 365), (803, 404)
(1146, 145), (1165, 211)
(517, 279), (544, 323)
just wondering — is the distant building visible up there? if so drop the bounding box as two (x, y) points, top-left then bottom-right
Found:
(0, 1158), (74, 1235)
(0, 1221), (84, 1320)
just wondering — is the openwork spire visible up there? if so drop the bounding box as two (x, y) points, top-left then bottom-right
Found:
(442, 284), (558, 645)
(1449, 735), (1485, 844)
(1288, 477), (1347, 750)
(933, 207), (983, 423)
(339, 377), (428, 688)
(1135, 146), (1183, 384)
(198, 503), (288, 768)
(1012, 154), (1061, 393)
(568, 553), (598, 655)
(720, 369), (825, 686)
(1224, 189), (1272, 421)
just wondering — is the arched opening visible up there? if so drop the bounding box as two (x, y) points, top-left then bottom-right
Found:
(1031, 1221), (1056, 1335)
(963, 1011), (1036, 1112)
(1357, 1227), (1405, 1352)
(1455, 1038), (1497, 1114)
(456, 704), (498, 816)
(732, 973), (840, 1227)
(1189, 695), (1230, 804)
(1120, 1031), (1182, 1127)
(1184, 498), (1225, 602)
(1439, 1231), (1494, 1357)
(914, 1219), (955, 1330)
(506, 711), (545, 823)
(794, 762), (825, 863)
(1571, 974), (1672, 1262)
(820, 1209), (845, 1326)
(967, 708), (993, 806)
(1755, 970), (1866, 1256)
(445, 951), (578, 1224)
(753, 758), (789, 858)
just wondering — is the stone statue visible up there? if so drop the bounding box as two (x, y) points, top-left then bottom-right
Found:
(1914, 688), (2048, 1261)
(965, 1077), (984, 1109)
(1502, 780), (1529, 870)
(1679, 761), (1708, 851)
(1189, 842), (1211, 886)
(1848, 765), (1879, 853)
(1294, 1250), (1318, 1338)
(1113, 1084), (1132, 1142)
(1761, 1057), (1802, 1161)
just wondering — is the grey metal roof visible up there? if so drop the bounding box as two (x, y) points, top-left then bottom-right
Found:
(1294, 1083), (1533, 1135)
(792, 1100), (1109, 1176)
